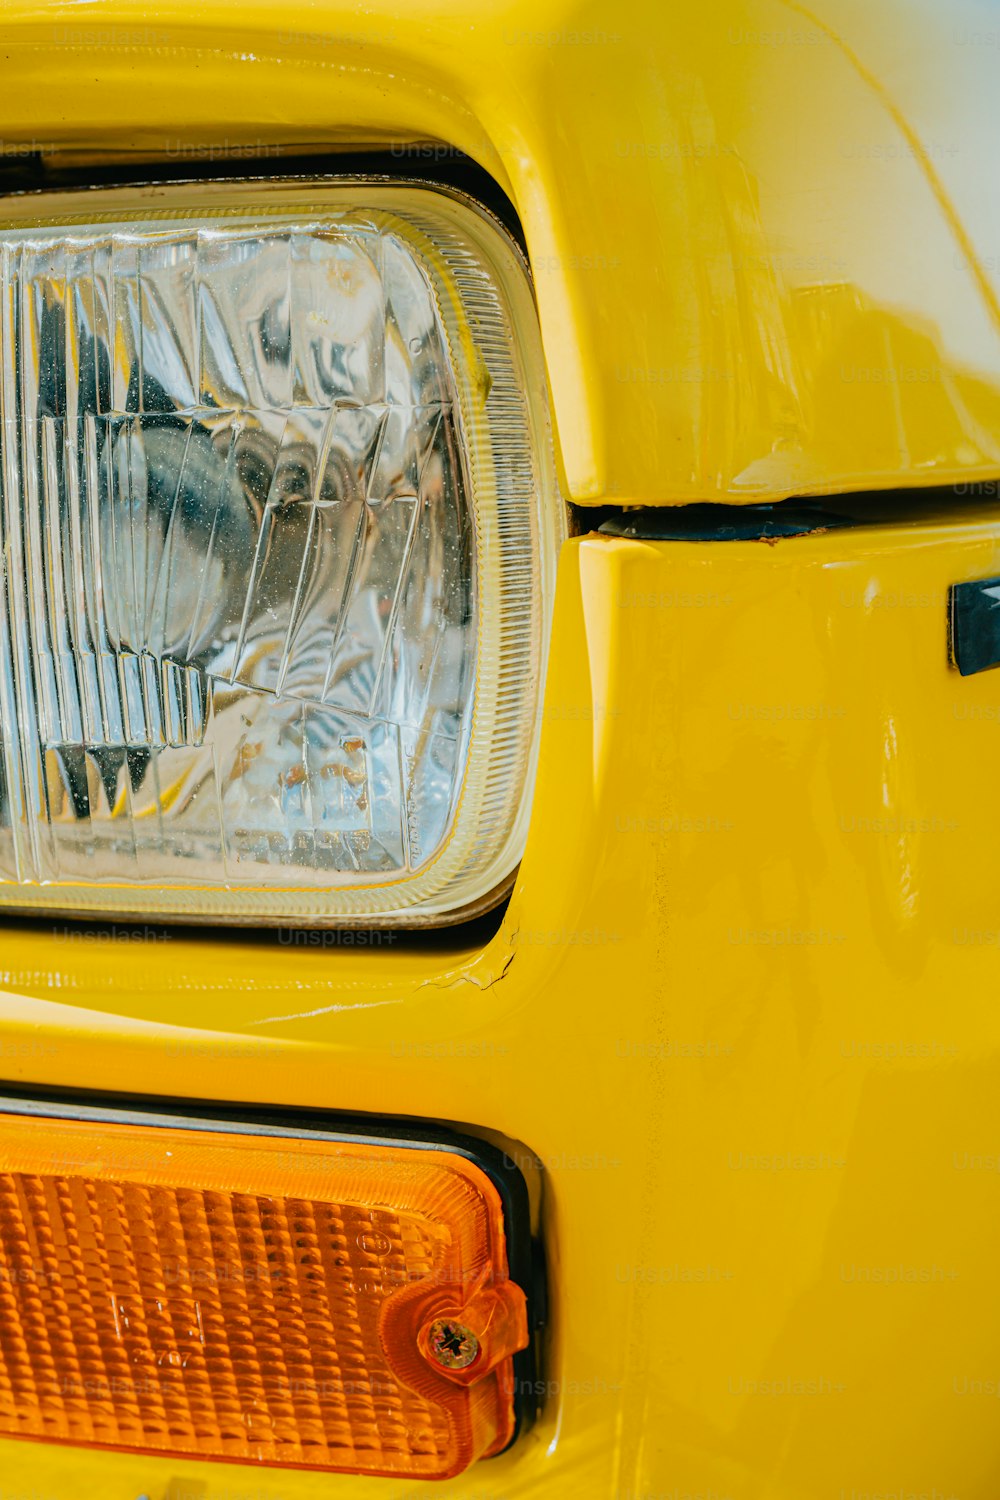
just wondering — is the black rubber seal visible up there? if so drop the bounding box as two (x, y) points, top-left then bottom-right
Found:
(0, 148), (526, 257)
(598, 500), (858, 542)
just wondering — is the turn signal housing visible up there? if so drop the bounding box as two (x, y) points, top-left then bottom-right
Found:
(0, 1102), (533, 1479)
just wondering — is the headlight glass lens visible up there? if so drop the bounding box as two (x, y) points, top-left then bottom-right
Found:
(0, 182), (562, 924)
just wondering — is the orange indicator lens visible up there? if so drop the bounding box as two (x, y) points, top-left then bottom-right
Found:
(0, 1112), (529, 1479)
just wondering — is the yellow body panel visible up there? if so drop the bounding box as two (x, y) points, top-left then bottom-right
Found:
(2, 0), (1000, 1492)
(1, 0), (1000, 501)
(4, 513), (1000, 1494)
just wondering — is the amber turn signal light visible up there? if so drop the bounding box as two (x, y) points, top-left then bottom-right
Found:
(0, 1107), (531, 1479)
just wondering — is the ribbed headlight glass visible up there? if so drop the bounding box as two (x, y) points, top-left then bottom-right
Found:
(0, 181), (562, 924)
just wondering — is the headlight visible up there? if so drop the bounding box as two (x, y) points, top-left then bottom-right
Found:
(0, 180), (563, 925)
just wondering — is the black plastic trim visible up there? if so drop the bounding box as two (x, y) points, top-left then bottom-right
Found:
(0, 900), (511, 952)
(949, 575), (1000, 676)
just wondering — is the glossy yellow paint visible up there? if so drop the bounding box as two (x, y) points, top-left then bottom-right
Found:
(4, 513), (1000, 1494)
(1, 0), (1000, 502)
(2, 0), (1000, 1491)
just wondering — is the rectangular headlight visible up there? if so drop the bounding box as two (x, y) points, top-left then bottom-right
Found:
(0, 180), (562, 924)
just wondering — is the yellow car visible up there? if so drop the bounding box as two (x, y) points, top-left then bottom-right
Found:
(0, 1), (999, 1496)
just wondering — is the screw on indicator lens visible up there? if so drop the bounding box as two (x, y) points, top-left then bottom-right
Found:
(426, 1318), (480, 1371)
